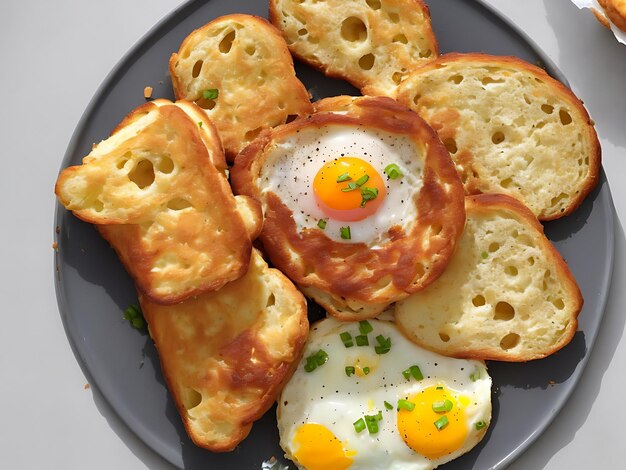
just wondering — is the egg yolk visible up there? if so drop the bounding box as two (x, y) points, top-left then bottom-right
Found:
(293, 423), (355, 470)
(313, 157), (386, 222)
(397, 386), (468, 460)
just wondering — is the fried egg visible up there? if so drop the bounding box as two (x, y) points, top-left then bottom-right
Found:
(259, 124), (422, 245)
(277, 318), (492, 470)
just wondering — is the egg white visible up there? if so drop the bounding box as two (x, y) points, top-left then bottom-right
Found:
(277, 318), (492, 470)
(258, 124), (423, 245)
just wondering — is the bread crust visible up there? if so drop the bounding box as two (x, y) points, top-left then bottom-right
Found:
(269, 0), (438, 97)
(395, 193), (583, 361)
(232, 96), (465, 320)
(599, 0), (626, 31)
(141, 250), (309, 451)
(169, 14), (312, 161)
(396, 52), (601, 221)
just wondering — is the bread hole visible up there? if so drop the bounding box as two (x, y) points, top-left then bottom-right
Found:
(512, 229), (519, 238)
(439, 332), (450, 342)
(448, 74), (464, 84)
(388, 12), (400, 23)
(157, 156), (174, 174)
(191, 60), (203, 78)
(523, 94), (532, 105)
(245, 127), (263, 142)
(472, 295), (486, 307)
(413, 94), (421, 105)
(167, 198), (192, 210)
(550, 192), (569, 208)
(559, 109), (572, 125)
(500, 332), (520, 350)
(491, 131), (505, 144)
(443, 137), (458, 154)
(366, 0), (381, 9)
(358, 53), (375, 70)
(392, 71), (404, 85)
(419, 49), (433, 58)
(552, 298), (565, 310)
(196, 97), (216, 110)
(309, 36), (320, 44)
(488, 242), (500, 252)
(219, 30), (236, 54)
(541, 104), (554, 114)
(341, 17), (368, 42)
(504, 265), (519, 276)
(374, 275), (392, 289)
(577, 158), (583, 167)
(116, 158), (129, 169)
(129, 159), (155, 189)
(92, 199), (104, 212)
(494, 301), (515, 321)
(181, 387), (202, 410)
(430, 224), (443, 236)
(266, 293), (276, 308)
(392, 33), (408, 44)
(245, 45), (256, 56)
(499, 177), (512, 189)
(298, 27), (308, 36)
(481, 76), (504, 85)
(285, 114), (298, 124)
(528, 256), (535, 266)
(412, 263), (426, 282)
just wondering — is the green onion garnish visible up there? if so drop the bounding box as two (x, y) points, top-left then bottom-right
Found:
(432, 399), (454, 413)
(197, 121), (203, 127)
(470, 367), (482, 382)
(340, 226), (351, 240)
(360, 187), (379, 207)
(341, 182), (359, 192)
(363, 366), (371, 375)
(355, 174), (370, 186)
(436, 386), (444, 390)
(123, 304), (146, 331)
(353, 418), (366, 433)
(336, 173), (352, 183)
(355, 334), (369, 346)
(202, 88), (219, 100)
(397, 399), (416, 411)
(304, 349), (329, 372)
(304, 356), (317, 372)
(403, 365), (423, 381)
(340, 331), (354, 348)
(434, 415), (449, 431)
(364, 414), (380, 433)
(345, 366), (356, 377)
(374, 334), (392, 354)
(317, 219), (327, 230)
(341, 174), (369, 192)
(384, 401), (394, 410)
(384, 163), (404, 180)
(359, 320), (373, 334)
(475, 420), (487, 430)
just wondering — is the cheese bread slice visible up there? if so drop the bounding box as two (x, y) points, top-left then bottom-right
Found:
(395, 194), (582, 362)
(170, 14), (313, 161)
(140, 249), (309, 451)
(396, 53), (601, 220)
(269, 0), (438, 97)
(56, 100), (262, 304)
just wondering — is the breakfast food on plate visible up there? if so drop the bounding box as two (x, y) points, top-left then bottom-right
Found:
(598, 0), (626, 31)
(277, 317), (492, 470)
(269, 0), (438, 97)
(231, 95), (465, 320)
(56, 99), (262, 304)
(395, 194), (583, 361)
(396, 52), (601, 221)
(169, 14), (313, 161)
(141, 249), (309, 451)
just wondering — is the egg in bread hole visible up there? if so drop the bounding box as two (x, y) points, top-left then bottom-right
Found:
(277, 317), (492, 470)
(231, 96), (465, 320)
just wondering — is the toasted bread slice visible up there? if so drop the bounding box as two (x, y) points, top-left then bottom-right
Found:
(396, 53), (601, 221)
(598, 0), (626, 31)
(395, 194), (582, 362)
(169, 14), (313, 161)
(269, 0), (438, 97)
(140, 249), (309, 451)
(56, 100), (262, 303)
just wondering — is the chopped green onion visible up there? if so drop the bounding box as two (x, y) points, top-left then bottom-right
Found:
(359, 320), (373, 334)
(340, 226), (351, 240)
(304, 356), (317, 372)
(373, 411), (383, 421)
(375, 345), (390, 355)
(432, 399), (454, 413)
(336, 173), (352, 183)
(345, 366), (356, 377)
(304, 349), (329, 372)
(355, 334), (369, 346)
(341, 182), (359, 192)
(436, 386), (444, 390)
(375, 334), (392, 355)
(202, 88), (219, 100)
(355, 174), (370, 186)
(481, 251), (488, 259)
(339, 331), (354, 348)
(123, 304), (146, 331)
(475, 420), (487, 430)
(403, 365), (423, 381)
(353, 418), (366, 433)
(470, 367), (482, 382)
(434, 415), (449, 431)
(197, 121), (203, 127)
(317, 219), (327, 230)
(384, 401), (394, 410)
(360, 187), (379, 207)
(397, 399), (416, 411)
(384, 163), (404, 180)
(363, 366), (371, 375)
(315, 349), (329, 366)
(364, 414), (380, 433)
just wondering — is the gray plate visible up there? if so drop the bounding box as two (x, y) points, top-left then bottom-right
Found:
(54, 0), (615, 468)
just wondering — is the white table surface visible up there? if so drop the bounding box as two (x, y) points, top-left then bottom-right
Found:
(1, 1), (624, 469)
